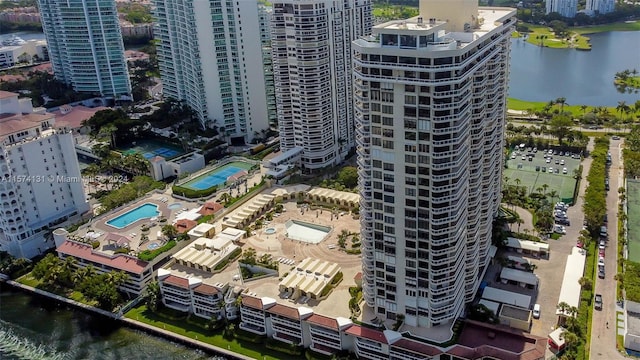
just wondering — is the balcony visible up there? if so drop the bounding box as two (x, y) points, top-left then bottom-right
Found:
(239, 322), (266, 335)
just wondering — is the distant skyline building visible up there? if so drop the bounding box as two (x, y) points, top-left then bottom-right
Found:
(152, 0), (269, 143)
(354, 0), (515, 332)
(546, 0), (578, 18)
(37, 0), (132, 98)
(271, 0), (372, 171)
(0, 91), (89, 258)
(258, 4), (277, 130)
(586, 0), (615, 15)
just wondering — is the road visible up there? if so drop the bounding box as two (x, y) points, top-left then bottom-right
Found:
(149, 77), (162, 99)
(508, 120), (629, 133)
(589, 137), (627, 359)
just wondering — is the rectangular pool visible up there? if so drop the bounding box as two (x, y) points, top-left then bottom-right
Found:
(183, 162), (253, 191)
(107, 203), (160, 229)
(285, 220), (331, 244)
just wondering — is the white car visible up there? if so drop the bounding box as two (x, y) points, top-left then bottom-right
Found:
(546, 158), (551, 163)
(563, 167), (568, 174)
(560, 160), (565, 165)
(548, 149), (554, 154)
(533, 304), (541, 319)
(598, 257), (605, 267)
(554, 225), (566, 234)
(548, 167), (554, 174)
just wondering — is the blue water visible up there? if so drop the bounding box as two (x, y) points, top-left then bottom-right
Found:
(185, 167), (243, 191)
(106, 204), (159, 229)
(142, 147), (180, 159)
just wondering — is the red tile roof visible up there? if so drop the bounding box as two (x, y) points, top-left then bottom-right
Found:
(52, 105), (108, 130)
(162, 275), (190, 289)
(175, 219), (198, 233)
(345, 325), (387, 344)
(193, 283), (219, 295)
(198, 201), (224, 216)
(57, 240), (148, 275)
(451, 320), (546, 360)
(354, 272), (363, 281)
(241, 296), (263, 309)
(391, 338), (441, 357)
(0, 112), (55, 137)
(267, 303), (300, 320)
(0, 90), (18, 99)
(0, 74), (25, 83)
(306, 314), (339, 330)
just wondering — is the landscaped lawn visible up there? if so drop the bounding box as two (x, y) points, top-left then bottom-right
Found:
(516, 23), (591, 50)
(573, 21), (640, 34)
(507, 98), (617, 116)
(17, 274), (97, 306)
(125, 305), (283, 360)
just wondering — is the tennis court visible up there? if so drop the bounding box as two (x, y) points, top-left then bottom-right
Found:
(504, 148), (580, 204)
(119, 139), (185, 160)
(627, 180), (640, 262)
(183, 161), (253, 191)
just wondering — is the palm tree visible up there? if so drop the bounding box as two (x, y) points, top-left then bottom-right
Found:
(580, 105), (588, 115)
(578, 276), (592, 291)
(556, 97), (567, 113)
(617, 101), (628, 120)
(107, 271), (129, 288)
(556, 301), (570, 315)
(161, 225), (178, 240)
(144, 281), (161, 312)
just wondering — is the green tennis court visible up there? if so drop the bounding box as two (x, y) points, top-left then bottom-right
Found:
(503, 169), (577, 204)
(118, 139), (185, 160)
(627, 180), (640, 262)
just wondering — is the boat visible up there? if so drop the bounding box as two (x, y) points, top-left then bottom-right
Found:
(2, 35), (27, 46)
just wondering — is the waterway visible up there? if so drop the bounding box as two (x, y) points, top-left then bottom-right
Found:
(0, 286), (223, 360)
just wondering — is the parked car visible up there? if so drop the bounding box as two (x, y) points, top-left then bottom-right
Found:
(612, 136), (621, 140)
(598, 257), (605, 267)
(594, 294), (603, 310)
(554, 225), (567, 234)
(533, 304), (541, 319)
(600, 226), (608, 238)
(556, 218), (570, 226)
(598, 268), (605, 279)
(599, 241), (606, 251)
(535, 165), (540, 172)
(563, 168), (568, 174)
(546, 158), (551, 163)
(541, 167), (547, 173)
(599, 249), (606, 257)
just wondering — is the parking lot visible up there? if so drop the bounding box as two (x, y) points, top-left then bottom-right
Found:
(504, 146), (581, 204)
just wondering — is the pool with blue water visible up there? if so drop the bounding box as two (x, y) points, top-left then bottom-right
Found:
(106, 203), (160, 229)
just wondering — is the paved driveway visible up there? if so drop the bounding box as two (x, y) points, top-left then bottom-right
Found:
(528, 139), (593, 360)
(590, 138), (628, 360)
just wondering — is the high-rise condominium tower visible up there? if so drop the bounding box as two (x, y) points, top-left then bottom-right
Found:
(153, 0), (269, 143)
(586, 0), (615, 15)
(0, 91), (89, 258)
(546, 0), (578, 18)
(37, 0), (131, 98)
(354, 0), (515, 330)
(271, 0), (372, 170)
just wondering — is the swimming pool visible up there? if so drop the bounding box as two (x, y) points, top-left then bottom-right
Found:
(107, 203), (160, 229)
(285, 220), (331, 244)
(183, 162), (253, 191)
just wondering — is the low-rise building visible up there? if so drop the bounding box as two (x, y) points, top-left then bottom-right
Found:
(157, 269), (228, 320)
(0, 39), (48, 68)
(238, 295), (546, 359)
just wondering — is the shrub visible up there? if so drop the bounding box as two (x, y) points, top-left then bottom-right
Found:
(114, 247), (130, 254)
(172, 185), (218, 199)
(265, 339), (303, 356)
(91, 241), (100, 249)
(138, 240), (176, 261)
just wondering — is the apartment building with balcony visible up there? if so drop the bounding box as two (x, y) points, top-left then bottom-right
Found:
(353, 0), (515, 333)
(258, 4), (277, 129)
(152, 0), (269, 143)
(270, 0), (372, 170)
(238, 295), (545, 359)
(546, 0), (578, 17)
(0, 91), (89, 258)
(157, 269), (229, 319)
(36, 0), (131, 98)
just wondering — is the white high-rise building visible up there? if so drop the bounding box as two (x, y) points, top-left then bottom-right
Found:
(586, 0), (615, 15)
(153, 0), (269, 143)
(353, 0), (515, 331)
(0, 91), (89, 258)
(271, 0), (372, 171)
(37, 0), (131, 98)
(546, 0), (578, 18)
(259, 4), (277, 130)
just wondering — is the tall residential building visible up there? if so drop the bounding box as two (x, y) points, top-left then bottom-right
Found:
(37, 0), (131, 98)
(586, 0), (615, 15)
(353, 1), (515, 331)
(0, 91), (89, 258)
(258, 4), (277, 130)
(153, 0), (269, 143)
(546, 0), (578, 18)
(271, 0), (372, 171)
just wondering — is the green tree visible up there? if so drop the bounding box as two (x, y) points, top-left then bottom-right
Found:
(241, 247), (257, 265)
(144, 281), (162, 312)
(337, 166), (358, 189)
(548, 114), (573, 144)
(578, 276), (592, 291)
(161, 224), (178, 240)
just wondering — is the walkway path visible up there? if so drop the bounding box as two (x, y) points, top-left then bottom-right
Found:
(511, 205), (535, 233)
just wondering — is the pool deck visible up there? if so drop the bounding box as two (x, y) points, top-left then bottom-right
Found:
(77, 194), (200, 256)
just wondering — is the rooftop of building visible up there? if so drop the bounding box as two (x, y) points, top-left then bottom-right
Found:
(0, 112), (55, 138)
(454, 320), (546, 360)
(51, 105), (109, 130)
(57, 240), (149, 275)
